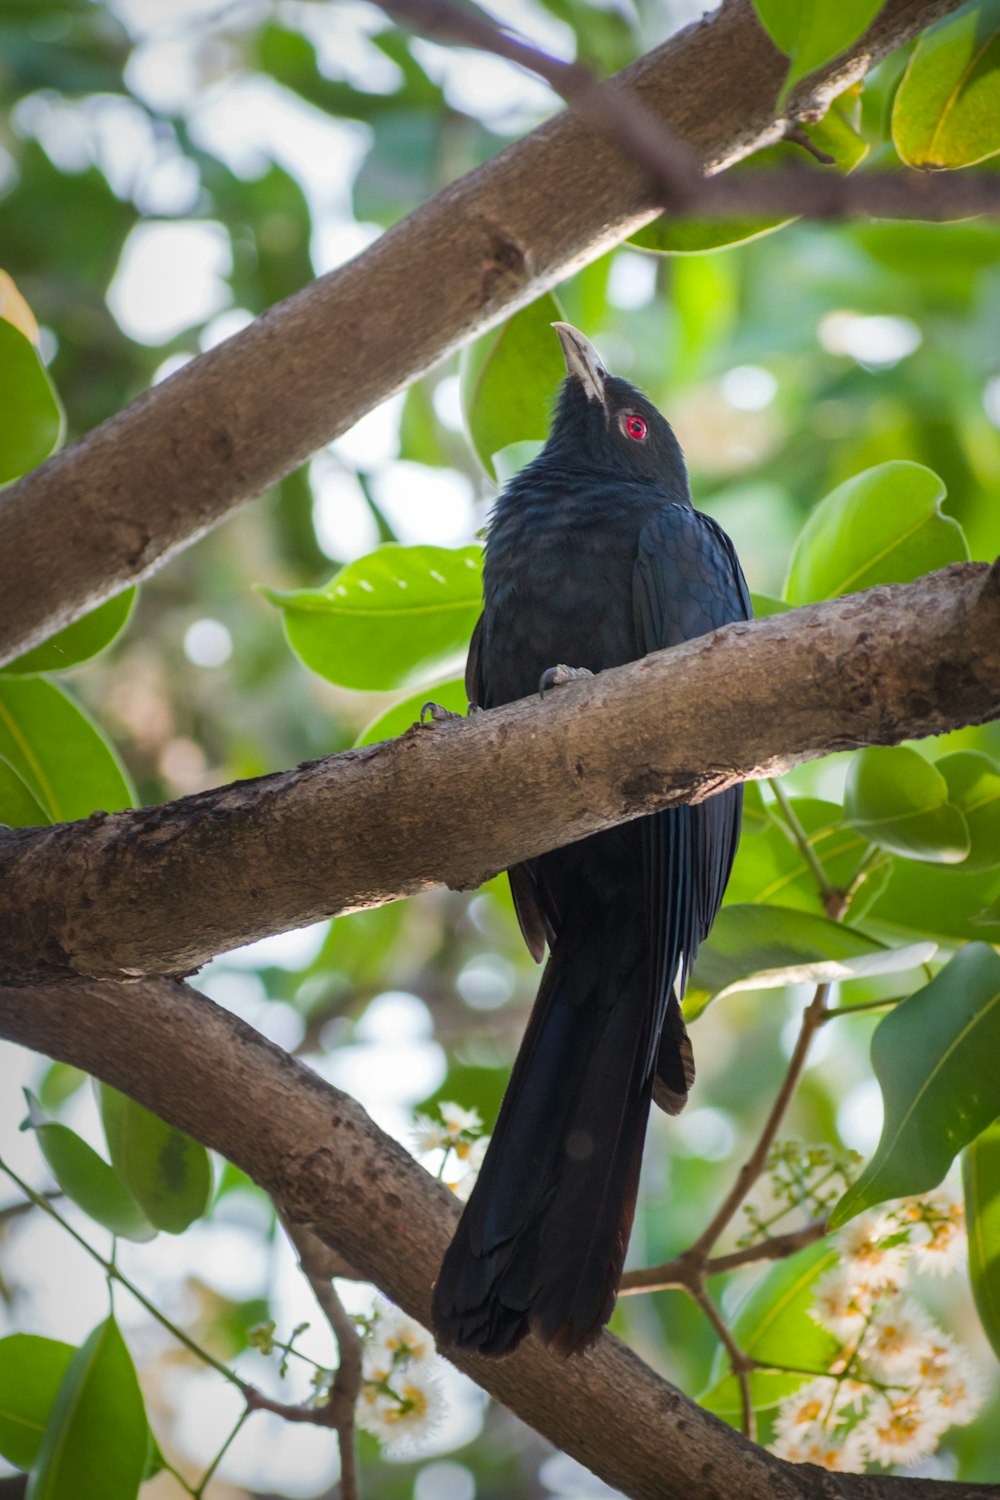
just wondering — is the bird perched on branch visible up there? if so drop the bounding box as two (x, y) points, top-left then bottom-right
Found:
(432, 323), (751, 1358)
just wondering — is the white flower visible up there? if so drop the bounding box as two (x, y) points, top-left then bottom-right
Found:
(357, 1368), (445, 1455)
(856, 1387), (948, 1467)
(446, 1134), (490, 1201)
(412, 1114), (451, 1155)
(915, 1333), (989, 1426)
(771, 1425), (867, 1472)
(860, 1297), (938, 1380)
(370, 1301), (434, 1366)
(904, 1191), (967, 1277)
(773, 1379), (839, 1445)
(811, 1265), (871, 1339)
(838, 1210), (909, 1295)
(438, 1101), (482, 1135)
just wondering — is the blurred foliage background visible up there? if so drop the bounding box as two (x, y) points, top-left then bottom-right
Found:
(1, 0), (1000, 1496)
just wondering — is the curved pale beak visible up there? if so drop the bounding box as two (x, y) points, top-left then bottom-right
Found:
(552, 322), (609, 413)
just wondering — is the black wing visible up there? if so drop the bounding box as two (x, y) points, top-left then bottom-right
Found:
(632, 503), (752, 1112)
(466, 612), (553, 963)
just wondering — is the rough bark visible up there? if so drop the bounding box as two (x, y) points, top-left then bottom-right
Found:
(0, 0), (966, 667)
(0, 974), (995, 1500)
(2, 563), (997, 985)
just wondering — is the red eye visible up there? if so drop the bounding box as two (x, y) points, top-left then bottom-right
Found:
(623, 414), (647, 441)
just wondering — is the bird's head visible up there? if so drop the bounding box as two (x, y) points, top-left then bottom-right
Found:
(543, 322), (690, 500)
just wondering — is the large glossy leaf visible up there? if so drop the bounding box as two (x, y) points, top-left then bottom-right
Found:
(686, 903), (936, 1020)
(27, 1318), (148, 1500)
(783, 461), (968, 605)
(261, 544), (482, 692)
(355, 676), (468, 747)
(4, 591), (136, 676)
(0, 678), (133, 822)
(21, 1092), (155, 1243)
(0, 316), (63, 482)
(701, 1241), (840, 1419)
(99, 1085), (212, 1235)
(831, 945), (1000, 1226)
(0, 1335), (73, 1470)
(751, 0), (888, 95)
(964, 1118), (1000, 1361)
(893, 0), (1000, 169)
(844, 745), (970, 864)
(630, 96), (867, 255)
(726, 798), (875, 915)
(459, 293), (565, 478)
(0, 753), (49, 827)
(937, 751), (1000, 871)
(862, 859), (1000, 947)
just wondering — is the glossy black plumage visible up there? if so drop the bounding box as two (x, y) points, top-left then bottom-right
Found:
(432, 327), (751, 1358)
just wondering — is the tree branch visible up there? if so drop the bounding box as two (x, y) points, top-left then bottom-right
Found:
(0, 0), (966, 666)
(1, 563), (997, 985)
(0, 974), (994, 1500)
(381, 0), (1000, 222)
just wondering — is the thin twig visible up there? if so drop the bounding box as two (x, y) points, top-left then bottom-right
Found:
(686, 984), (831, 1263)
(768, 778), (843, 917)
(377, 0), (1000, 223)
(620, 1217), (828, 1293)
(691, 1286), (756, 1442)
(284, 1220), (364, 1500)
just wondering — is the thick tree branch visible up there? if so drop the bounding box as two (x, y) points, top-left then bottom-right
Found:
(0, 974), (994, 1500)
(1, 563), (997, 985)
(382, 0), (1000, 220)
(0, 0), (966, 666)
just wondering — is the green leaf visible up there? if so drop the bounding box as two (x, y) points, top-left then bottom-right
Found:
(0, 318), (63, 482)
(459, 293), (566, 478)
(686, 903), (936, 1020)
(937, 751), (1000, 871)
(3, 591), (136, 676)
(742, 780), (770, 834)
(749, 593), (790, 617)
(630, 94), (867, 255)
(701, 1242), (840, 1418)
(355, 677), (468, 747)
(964, 1117), (1000, 1361)
(862, 859), (1000, 947)
(0, 1335), (74, 1470)
(0, 677), (134, 822)
(831, 944), (1000, 1226)
(260, 543), (482, 692)
(752, 0), (888, 95)
(0, 753), (49, 827)
(726, 798), (874, 914)
(99, 1085), (212, 1235)
(844, 745), (970, 863)
(783, 460), (968, 605)
(492, 439), (544, 486)
(27, 1317), (148, 1500)
(892, 0), (1000, 169)
(20, 1091), (155, 1243)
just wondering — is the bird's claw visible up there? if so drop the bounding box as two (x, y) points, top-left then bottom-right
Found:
(538, 664), (594, 698)
(420, 701), (464, 725)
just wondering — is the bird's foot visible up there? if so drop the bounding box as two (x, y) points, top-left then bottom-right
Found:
(420, 701), (465, 725)
(538, 664), (593, 698)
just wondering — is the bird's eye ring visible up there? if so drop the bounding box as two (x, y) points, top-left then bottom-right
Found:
(622, 414), (647, 441)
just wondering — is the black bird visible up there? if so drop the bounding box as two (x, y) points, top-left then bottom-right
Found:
(432, 323), (752, 1359)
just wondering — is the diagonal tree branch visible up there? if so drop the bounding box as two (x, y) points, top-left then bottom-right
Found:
(0, 0), (966, 667)
(0, 973), (996, 1500)
(1, 563), (998, 985)
(381, 0), (1000, 221)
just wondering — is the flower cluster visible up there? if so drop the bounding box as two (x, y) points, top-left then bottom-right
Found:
(412, 1100), (490, 1201)
(740, 1140), (860, 1246)
(771, 1190), (986, 1472)
(356, 1300), (445, 1455)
